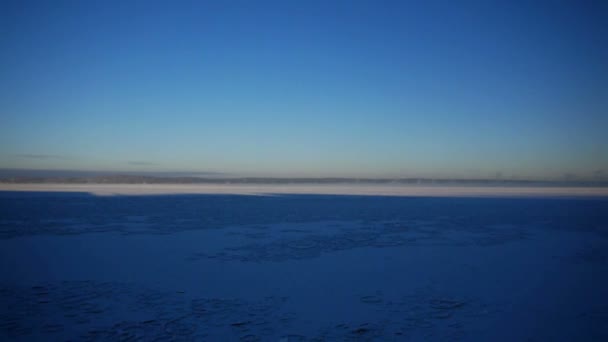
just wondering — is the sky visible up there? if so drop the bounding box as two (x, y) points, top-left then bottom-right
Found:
(1, 0), (607, 180)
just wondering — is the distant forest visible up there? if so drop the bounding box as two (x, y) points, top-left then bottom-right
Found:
(1, 174), (606, 187)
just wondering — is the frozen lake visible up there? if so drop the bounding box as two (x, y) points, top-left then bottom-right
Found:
(1, 187), (607, 341)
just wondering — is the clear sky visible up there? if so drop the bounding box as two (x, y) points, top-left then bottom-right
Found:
(1, 0), (606, 180)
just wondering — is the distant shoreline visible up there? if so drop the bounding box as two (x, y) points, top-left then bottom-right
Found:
(1, 173), (607, 187)
(1, 183), (607, 198)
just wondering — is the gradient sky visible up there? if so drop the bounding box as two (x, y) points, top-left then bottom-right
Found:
(1, 0), (607, 179)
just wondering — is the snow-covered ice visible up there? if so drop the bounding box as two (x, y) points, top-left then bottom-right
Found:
(0, 187), (607, 341)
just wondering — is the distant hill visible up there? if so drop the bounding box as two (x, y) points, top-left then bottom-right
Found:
(0, 172), (607, 187)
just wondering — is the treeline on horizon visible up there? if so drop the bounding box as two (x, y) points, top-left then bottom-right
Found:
(1, 174), (607, 187)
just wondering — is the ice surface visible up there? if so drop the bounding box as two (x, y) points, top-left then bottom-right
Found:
(0, 188), (607, 341)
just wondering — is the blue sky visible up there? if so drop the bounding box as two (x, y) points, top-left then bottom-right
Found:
(1, 0), (606, 179)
